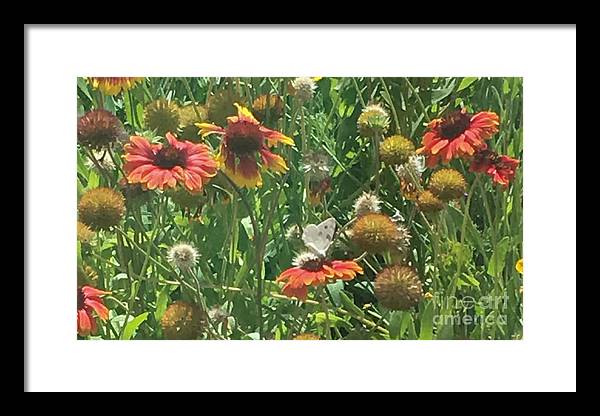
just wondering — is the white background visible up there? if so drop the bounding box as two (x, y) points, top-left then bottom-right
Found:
(25, 26), (577, 392)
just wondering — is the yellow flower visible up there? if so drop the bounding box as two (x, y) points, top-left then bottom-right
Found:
(161, 301), (205, 340)
(516, 258), (523, 274)
(293, 333), (320, 340)
(144, 99), (180, 136)
(78, 187), (125, 230)
(428, 168), (467, 202)
(357, 104), (390, 138)
(77, 221), (95, 244)
(375, 265), (423, 311)
(416, 190), (444, 213)
(252, 94), (284, 122)
(87, 77), (144, 96)
(207, 89), (245, 126)
(178, 104), (208, 141)
(380, 135), (416, 166)
(350, 213), (407, 254)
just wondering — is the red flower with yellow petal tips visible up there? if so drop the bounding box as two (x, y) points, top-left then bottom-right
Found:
(417, 109), (499, 167)
(87, 77), (144, 96)
(197, 103), (294, 188)
(77, 285), (110, 337)
(276, 252), (363, 301)
(469, 150), (520, 188)
(123, 132), (218, 192)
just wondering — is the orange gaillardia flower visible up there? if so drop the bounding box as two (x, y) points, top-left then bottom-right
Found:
(469, 150), (520, 188)
(417, 109), (499, 167)
(77, 286), (110, 337)
(276, 252), (363, 301)
(87, 77), (144, 96)
(123, 132), (218, 192)
(197, 103), (294, 188)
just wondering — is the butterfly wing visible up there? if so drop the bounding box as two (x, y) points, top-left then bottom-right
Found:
(302, 218), (336, 257)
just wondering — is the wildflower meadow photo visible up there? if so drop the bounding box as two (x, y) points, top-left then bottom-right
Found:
(76, 76), (523, 340)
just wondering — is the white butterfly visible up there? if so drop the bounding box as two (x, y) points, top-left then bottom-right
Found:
(302, 218), (337, 258)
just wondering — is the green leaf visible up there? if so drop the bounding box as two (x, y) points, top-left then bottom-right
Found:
(463, 273), (481, 288)
(457, 77), (478, 92)
(77, 241), (82, 265)
(388, 311), (403, 340)
(400, 312), (414, 339)
(447, 206), (486, 259)
(77, 77), (93, 102)
(121, 312), (149, 340)
(240, 216), (254, 240)
(431, 79), (456, 103)
(87, 170), (100, 189)
(326, 280), (344, 307)
(419, 302), (434, 340)
(487, 236), (511, 278)
(111, 273), (130, 291)
(233, 256), (251, 288)
(339, 291), (364, 319)
(154, 287), (170, 321)
(314, 312), (346, 328)
(123, 90), (134, 126)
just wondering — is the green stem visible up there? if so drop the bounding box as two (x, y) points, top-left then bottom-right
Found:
(372, 133), (382, 193)
(180, 77), (202, 119)
(107, 147), (126, 178)
(352, 77), (367, 107)
(454, 176), (478, 296)
(404, 77), (431, 122)
(379, 77), (401, 134)
(118, 196), (166, 339)
(127, 89), (139, 129)
(318, 286), (332, 340)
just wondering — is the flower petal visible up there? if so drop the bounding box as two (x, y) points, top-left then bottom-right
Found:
(260, 149), (288, 173)
(234, 103), (259, 124)
(77, 309), (93, 336)
(85, 299), (109, 321)
(259, 126), (295, 147)
(196, 123), (226, 137)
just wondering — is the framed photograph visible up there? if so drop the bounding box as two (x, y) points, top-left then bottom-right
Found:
(25, 25), (577, 392)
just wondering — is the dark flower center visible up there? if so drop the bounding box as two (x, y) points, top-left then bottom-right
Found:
(301, 259), (330, 272)
(227, 134), (263, 155)
(77, 288), (84, 310)
(475, 150), (498, 165)
(439, 111), (471, 140)
(155, 146), (187, 169)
